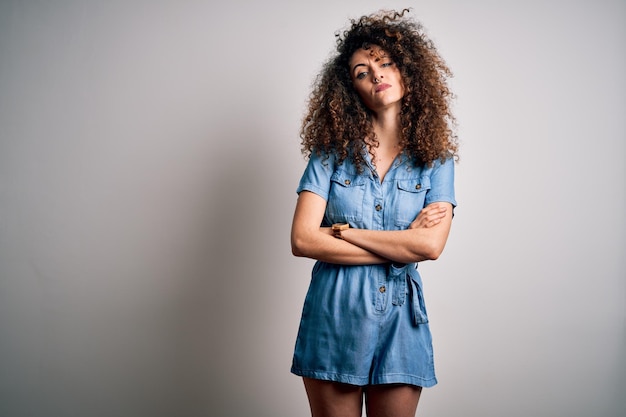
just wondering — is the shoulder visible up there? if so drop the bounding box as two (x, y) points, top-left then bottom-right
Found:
(307, 150), (337, 170)
(419, 156), (455, 176)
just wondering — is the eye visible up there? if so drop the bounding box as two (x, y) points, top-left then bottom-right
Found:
(381, 62), (394, 68)
(356, 71), (368, 80)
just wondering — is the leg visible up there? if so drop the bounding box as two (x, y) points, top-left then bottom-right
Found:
(303, 377), (364, 417)
(364, 384), (422, 417)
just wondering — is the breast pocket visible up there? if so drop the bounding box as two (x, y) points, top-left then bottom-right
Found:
(326, 172), (365, 223)
(394, 177), (431, 228)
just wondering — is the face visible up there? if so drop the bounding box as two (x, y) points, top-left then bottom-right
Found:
(348, 46), (405, 113)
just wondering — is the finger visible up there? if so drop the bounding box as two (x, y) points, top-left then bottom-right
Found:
(427, 218), (442, 227)
(421, 206), (446, 216)
(424, 212), (446, 222)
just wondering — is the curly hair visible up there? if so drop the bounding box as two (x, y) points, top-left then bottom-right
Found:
(300, 9), (458, 169)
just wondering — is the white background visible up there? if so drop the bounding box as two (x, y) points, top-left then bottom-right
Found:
(0, 1), (624, 416)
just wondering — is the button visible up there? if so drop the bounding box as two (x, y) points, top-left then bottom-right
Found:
(379, 286), (386, 293)
(375, 204), (382, 211)
(415, 184), (421, 190)
(344, 179), (351, 185)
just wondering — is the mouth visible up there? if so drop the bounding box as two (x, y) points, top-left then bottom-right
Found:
(375, 83), (391, 93)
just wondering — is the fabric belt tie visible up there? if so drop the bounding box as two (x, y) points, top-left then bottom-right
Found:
(388, 263), (429, 326)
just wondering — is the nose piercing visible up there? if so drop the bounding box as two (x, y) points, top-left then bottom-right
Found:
(374, 77), (380, 83)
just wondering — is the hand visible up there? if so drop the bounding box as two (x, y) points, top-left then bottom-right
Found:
(409, 203), (448, 229)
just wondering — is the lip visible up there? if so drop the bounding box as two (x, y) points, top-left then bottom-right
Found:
(375, 83), (391, 93)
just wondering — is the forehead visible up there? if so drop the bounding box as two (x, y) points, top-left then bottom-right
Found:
(349, 46), (388, 65)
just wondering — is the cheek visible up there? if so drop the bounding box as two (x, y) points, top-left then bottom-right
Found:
(353, 84), (370, 102)
(395, 72), (406, 95)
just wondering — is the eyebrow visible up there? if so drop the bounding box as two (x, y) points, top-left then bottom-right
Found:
(351, 63), (367, 73)
(351, 55), (389, 73)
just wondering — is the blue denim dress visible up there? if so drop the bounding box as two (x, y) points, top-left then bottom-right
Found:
(291, 150), (456, 387)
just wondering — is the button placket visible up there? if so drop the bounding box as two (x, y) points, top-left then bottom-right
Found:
(372, 180), (384, 228)
(374, 269), (388, 313)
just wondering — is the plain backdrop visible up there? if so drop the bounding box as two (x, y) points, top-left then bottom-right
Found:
(0, 1), (624, 416)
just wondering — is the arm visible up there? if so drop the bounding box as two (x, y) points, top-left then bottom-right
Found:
(338, 202), (454, 264)
(343, 157), (457, 263)
(290, 191), (389, 265)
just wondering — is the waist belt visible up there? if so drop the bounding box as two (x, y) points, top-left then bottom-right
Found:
(388, 263), (429, 325)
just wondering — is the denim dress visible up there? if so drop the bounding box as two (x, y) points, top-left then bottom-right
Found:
(291, 150), (456, 387)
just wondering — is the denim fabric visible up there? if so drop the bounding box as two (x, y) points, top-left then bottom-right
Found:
(291, 151), (456, 387)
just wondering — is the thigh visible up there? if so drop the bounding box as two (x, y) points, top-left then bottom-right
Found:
(364, 384), (422, 417)
(303, 378), (364, 417)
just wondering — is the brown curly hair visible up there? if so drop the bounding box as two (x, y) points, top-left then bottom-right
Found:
(300, 9), (458, 169)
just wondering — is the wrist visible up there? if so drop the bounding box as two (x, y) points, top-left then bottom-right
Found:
(332, 223), (349, 239)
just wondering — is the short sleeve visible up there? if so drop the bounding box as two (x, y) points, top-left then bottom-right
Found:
(424, 157), (457, 207)
(296, 152), (335, 201)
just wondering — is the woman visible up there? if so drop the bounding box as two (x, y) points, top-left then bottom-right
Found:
(290, 9), (458, 417)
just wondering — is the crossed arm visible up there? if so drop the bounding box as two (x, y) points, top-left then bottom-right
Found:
(290, 190), (453, 265)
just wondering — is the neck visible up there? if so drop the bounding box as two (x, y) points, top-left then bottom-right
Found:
(371, 109), (401, 148)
